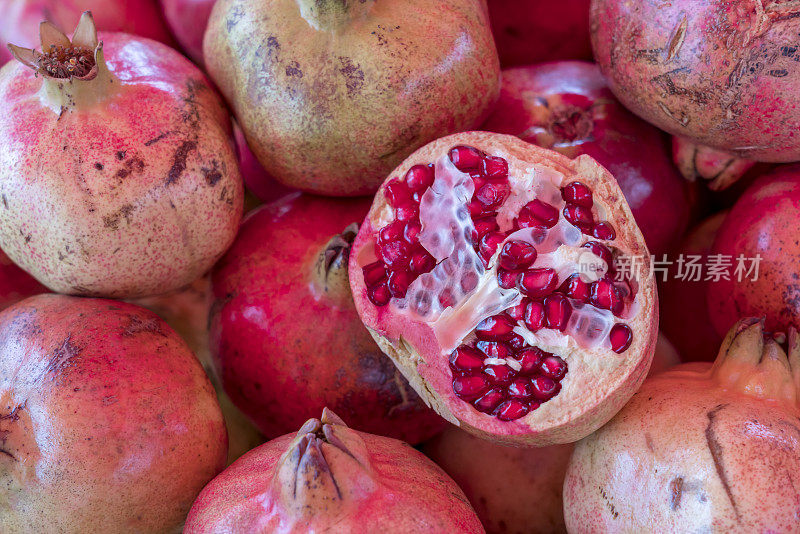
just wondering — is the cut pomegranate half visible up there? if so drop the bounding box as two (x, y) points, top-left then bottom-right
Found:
(350, 132), (657, 446)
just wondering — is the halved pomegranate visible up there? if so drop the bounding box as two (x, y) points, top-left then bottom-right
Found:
(350, 132), (658, 446)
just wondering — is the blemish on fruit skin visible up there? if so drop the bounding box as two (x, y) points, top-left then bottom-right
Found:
(669, 477), (684, 510)
(165, 140), (199, 185)
(705, 404), (740, 520)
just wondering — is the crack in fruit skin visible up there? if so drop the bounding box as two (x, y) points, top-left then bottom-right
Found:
(361, 144), (637, 421)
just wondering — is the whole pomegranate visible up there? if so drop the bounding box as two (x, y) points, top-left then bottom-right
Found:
(132, 275), (264, 465)
(185, 409), (483, 533)
(0, 13), (243, 298)
(0, 250), (45, 310)
(159, 0), (216, 64)
(210, 193), (445, 443)
(483, 61), (690, 255)
(488, 0), (591, 67)
(203, 0), (500, 196)
(0, 294), (227, 533)
(0, 0), (173, 65)
(349, 131), (659, 446)
(422, 333), (678, 534)
(591, 0), (800, 190)
(564, 317), (800, 532)
(706, 165), (800, 337)
(661, 212), (728, 361)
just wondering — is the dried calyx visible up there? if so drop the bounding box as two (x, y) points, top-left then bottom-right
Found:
(312, 223), (359, 299)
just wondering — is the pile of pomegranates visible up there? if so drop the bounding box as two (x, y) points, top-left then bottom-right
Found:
(0, 2), (798, 532)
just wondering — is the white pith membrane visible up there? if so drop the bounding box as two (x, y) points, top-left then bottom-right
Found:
(357, 141), (649, 425)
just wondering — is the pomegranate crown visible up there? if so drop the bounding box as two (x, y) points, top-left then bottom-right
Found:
(711, 318), (800, 408)
(8, 11), (100, 80)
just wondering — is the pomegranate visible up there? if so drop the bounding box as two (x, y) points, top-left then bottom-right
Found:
(482, 61), (690, 255)
(488, 0), (592, 67)
(132, 275), (264, 465)
(661, 212), (728, 362)
(203, 0), (501, 196)
(159, 0), (216, 65)
(234, 123), (293, 204)
(706, 165), (800, 338)
(0, 13), (243, 298)
(349, 132), (658, 446)
(421, 336), (678, 534)
(0, 294), (227, 532)
(185, 409), (483, 533)
(564, 317), (800, 532)
(210, 193), (445, 444)
(0, 0), (173, 65)
(0, 250), (46, 310)
(591, 1), (800, 190)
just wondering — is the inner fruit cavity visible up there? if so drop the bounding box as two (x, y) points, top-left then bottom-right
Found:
(362, 145), (637, 421)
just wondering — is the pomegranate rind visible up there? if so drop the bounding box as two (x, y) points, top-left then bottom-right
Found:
(350, 132), (658, 446)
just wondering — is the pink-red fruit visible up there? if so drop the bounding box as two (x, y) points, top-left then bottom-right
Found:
(0, 294), (227, 533)
(203, 0), (501, 196)
(565, 318), (800, 532)
(159, 0), (216, 64)
(185, 409), (483, 533)
(0, 13), (243, 298)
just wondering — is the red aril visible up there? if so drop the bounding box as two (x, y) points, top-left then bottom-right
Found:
(350, 132), (658, 446)
(483, 61), (691, 255)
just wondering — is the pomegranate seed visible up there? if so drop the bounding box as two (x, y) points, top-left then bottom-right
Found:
(515, 347), (545, 374)
(453, 375), (488, 400)
(523, 300), (546, 332)
(498, 240), (537, 271)
(409, 248), (435, 274)
(395, 202), (419, 222)
(495, 399), (531, 421)
(531, 376), (561, 401)
(362, 261), (386, 286)
(449, 346), (485, 372)
(367, 281), (391, 306)
(474, 388), (505, 413)
(508, 333), (525, 350)
(592, 221), (616, 240)
(563, 203), (594, 230)
(403, 220), (422, 242)
(475, 181), (511, 211)
(387, 269), (415, 298)
(506, 300), (528, 322)
(379, 240), (410, 269)
(449, 145), (483, 171)
(540, 355), (568, 380)
(468, 199), (490, 217)
(518, 268), (558, 297)
(559, 273), (591, 302)
(438, 288), (457, 308)
(544, 294), (572, 331)
(482, 156), (509, 180)
(479, 232), (506, 265)
(473, 216), (499, 239)
(405, 164), (435, 191)
(609, 324), (633, 353)
(477, 340), (514, 360)
(378, 220), (405, 245)
(561, 181), (593, 207)
(484, 364), (514, 385)
(497, 269), (519, 289)
(508, 378), (533, 399)
(475, 314), (516, 341)
(518, 199), (559, 229)
(582, 241), (613, 269)
(461, 271), (479, 292)
(591, 278), (624, 316)
(385, 178), (412, 206)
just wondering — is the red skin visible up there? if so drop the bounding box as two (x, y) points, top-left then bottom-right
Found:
(0, 250), (45, 310)
(482, 61), (690, 255)
(159, 0), (216, 65)
(0, 0), (173, 65)
(234, 123), (294, 204)
(210, 194), (445, 443)
(707, 165), (800, 336)
(660, 212), (727, 362)
(0, 294), (227, 533)
(488, 0), (591, 68)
